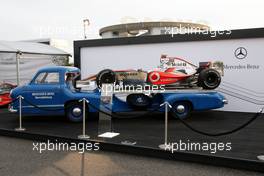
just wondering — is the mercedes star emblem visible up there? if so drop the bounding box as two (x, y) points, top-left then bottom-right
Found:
(235, 47), (247, 59)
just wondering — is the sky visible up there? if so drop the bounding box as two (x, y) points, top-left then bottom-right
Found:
(0, 0), (264, 41)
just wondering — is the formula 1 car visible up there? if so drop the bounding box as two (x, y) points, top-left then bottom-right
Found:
(86, 55), (223, 90)
(147, 55), (223, 89)
(0, 83), (16, 107)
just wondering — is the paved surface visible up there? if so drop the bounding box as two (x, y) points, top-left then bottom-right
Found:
(0, 136), (262, 176)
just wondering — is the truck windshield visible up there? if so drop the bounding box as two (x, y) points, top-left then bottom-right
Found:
(34, 72), (60, 84)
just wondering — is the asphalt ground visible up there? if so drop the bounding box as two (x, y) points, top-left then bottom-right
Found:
(0, 107), (264, 172)
(0, 136), (262, 176)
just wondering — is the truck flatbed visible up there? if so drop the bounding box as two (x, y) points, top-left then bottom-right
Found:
(9, 66), (227, 122)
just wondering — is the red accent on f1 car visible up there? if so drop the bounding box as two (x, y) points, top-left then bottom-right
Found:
(148, 68), (191, 85)
(0, 83), (16, 106)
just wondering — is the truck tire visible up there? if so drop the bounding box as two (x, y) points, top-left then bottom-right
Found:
(123, 79), (145, 87)
(96, 69), (116, 88)
(66, 102), (88, 122)
(170, 101), (192, 119)
(198, 68), (221, 89)
(126, 93), (151, 109)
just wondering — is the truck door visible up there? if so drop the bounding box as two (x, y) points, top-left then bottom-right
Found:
(23, 71), (63, 109)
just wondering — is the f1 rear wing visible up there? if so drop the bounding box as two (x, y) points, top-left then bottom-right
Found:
(203, 61), (224, 76)
(160, 54), (224, 76)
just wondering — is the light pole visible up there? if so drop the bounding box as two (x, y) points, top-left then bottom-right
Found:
(16, 52), (22, 86)
(83, 19), (90, 39)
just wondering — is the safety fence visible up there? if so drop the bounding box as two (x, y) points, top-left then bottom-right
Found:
(8, 95), (264, 139)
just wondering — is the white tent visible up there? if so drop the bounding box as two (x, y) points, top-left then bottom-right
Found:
(0, 41), (70, 85)
(0, 41), (70, 55)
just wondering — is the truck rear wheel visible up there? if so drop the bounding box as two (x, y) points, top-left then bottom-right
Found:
(96, 69), (116, 88)
(198, 68), (221, 89)
(170, 101), (192, 119)
(66, 102), (88, 122)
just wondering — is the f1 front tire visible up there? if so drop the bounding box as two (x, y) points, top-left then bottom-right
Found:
(96, 69), (116, 88)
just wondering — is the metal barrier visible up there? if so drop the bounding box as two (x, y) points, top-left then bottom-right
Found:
(78, 98), (90, 139)
(12, 95), (263, 136)
(158, 102), (172, 150)
(14, 95), (26, 132)
(9, 92), (264, 160)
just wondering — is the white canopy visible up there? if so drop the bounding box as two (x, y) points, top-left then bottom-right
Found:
(0, 41), (70, 56)
(0, 41), (70, 85)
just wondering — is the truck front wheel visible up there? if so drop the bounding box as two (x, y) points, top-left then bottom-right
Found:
(66, 102), (88, 122)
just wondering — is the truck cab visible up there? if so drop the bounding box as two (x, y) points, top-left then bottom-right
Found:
(9, 66), (101, 122)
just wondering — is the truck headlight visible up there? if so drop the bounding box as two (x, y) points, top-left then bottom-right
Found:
(9, 89), (13, 98)
(8, 106), (17, 113)
(222, 99), (228, 104)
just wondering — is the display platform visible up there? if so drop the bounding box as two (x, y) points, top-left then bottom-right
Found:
(0, 107), (263, 172)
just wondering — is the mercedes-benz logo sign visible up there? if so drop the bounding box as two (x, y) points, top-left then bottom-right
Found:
(235, 47), (247, 59)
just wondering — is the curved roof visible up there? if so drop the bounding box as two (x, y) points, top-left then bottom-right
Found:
(0, 41), (70, 56)
(99, 21), (210, 35)
(38, 66), (79, 73)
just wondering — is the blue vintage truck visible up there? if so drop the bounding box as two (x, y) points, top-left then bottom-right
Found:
(9, 66), (227, 122)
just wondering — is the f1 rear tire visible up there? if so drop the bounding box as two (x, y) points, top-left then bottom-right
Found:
(198, 68), (221, 89)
